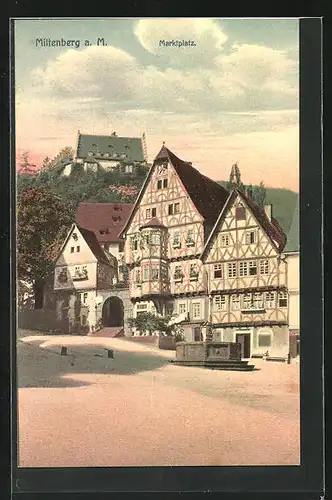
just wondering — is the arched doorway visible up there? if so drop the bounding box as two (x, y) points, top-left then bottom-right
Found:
(102, 296), (124, 327)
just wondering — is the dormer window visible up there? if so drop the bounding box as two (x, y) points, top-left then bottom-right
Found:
(112, 216), (121, 222)
(72, 233), (78, 241)
(99, 229), (110, 235)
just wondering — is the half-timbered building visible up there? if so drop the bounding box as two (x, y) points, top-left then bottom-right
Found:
(120, 145), (292, 358)
(201, 189), (288, 358)
(53, 223), (118, 333)
(119, 145), (229, 340)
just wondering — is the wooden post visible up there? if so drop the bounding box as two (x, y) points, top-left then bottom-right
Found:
(61, 346), (67, 356)
(107, 349), (114, 358)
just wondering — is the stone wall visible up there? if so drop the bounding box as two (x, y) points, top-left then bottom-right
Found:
(18, 308), (69, 333)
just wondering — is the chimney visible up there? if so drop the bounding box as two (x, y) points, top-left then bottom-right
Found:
(264, 204), (273, 220)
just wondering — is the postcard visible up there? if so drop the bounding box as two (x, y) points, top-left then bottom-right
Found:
(11, 16), (323, 495)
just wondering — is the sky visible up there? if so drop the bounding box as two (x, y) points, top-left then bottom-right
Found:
(14, 18), (299, 191)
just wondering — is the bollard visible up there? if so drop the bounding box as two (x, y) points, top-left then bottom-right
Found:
(61, 346), (67, 356)
(107, 349), (114, 359)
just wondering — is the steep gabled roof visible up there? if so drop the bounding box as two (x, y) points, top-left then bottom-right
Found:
(201, 189), (287, 260)
(119, 145), (229, 236)
(283, 195), (299, 253)
(55, 224), (113, 266)
(76, 133), (145, 163)
(76, 202), (134, 243)
(240, 190), (287, 251)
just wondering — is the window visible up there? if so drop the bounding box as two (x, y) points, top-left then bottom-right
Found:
(235, 204), (246, 220)
(221, 234), (230, 247)
(131, 237), (138, 251)
(249, 261), (257, 276)
(253, 292), (263, 309)
(179, 303), (186, 315)
(174, 265), (183, 282)
(76, 246), (80, 252)
(163, 179), (168, 188)
(231, 294), (240, 311)
(213, 264), (223, 279)
(239, 261), (248, 277)
(151, 265), (159, 281)
(265, 292), (275, 308)
(151, 232), (160, 245)
(228, 262), (237, 278)
(135, 269), (141, 284)
(81, 315), (87, 326)
(189, 264), (199, 280)
(75, 266), (80, 274)
(143, 267), (149, 281)
(151, 207), (157, 217)
(214, 295), (226, 311)
(146, 208), (151, 219)
(186, 229), (194, 247)
(112, 216), (121, 222)
(242, 293), (252, 310)
(169, 203), (180, 215)
(173, 232), (181, 248)
(278, 291), (288, 307)
(258, 333), (272, 347)
(157, 180), (162, 189)
(192, 302), (201, 319)
(70, 247), (74, 253)
(260, 260), (269, 275)
(245, 231), (256, 244)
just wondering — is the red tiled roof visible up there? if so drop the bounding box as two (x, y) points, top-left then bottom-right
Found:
(77, 226), (113, 265)
(155, 146), (229, 225)
(140, 217), (166, 230)
(76, 202), (133, 243)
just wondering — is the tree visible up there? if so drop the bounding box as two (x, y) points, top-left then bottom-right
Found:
(128, 312), (184, 340)
(252, 181), (267, 208)
(18, 151), (36, 175)
(41, 146), (75, 171)
(226, 162), (245, 193)
(17, 187), (72, 309)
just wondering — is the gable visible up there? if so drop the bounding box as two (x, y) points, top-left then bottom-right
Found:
(56, 225), (96, 266)
(202, 191), (283, 262)
(120, 146), (229, 237)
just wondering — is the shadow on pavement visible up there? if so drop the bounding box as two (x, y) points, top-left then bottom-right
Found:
(17, 339), (170, 389)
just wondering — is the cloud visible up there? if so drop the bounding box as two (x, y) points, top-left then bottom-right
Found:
(134, 18), (228, 67)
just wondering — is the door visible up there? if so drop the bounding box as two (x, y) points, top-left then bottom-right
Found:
(236, 333), (251, 358)
(193, 327), (202, 342)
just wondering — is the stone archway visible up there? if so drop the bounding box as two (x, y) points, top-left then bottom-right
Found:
(102, 296), (124, 327)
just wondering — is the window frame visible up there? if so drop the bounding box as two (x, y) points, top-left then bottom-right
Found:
(249, 261), (258, 276)
(278, 291), (288, 308)
(172, 232), (181, 248)
(260, 259), (270, 275)
(239, 261), (248, 277)
(213, 263), (223, 279)
(228, 262), (237, 278)
(192, 301), (201, 319)
(214, 295), (226, 311)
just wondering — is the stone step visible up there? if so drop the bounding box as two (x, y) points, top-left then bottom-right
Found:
(169, 360), (256, 371)
(93, 327), (124, 338)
